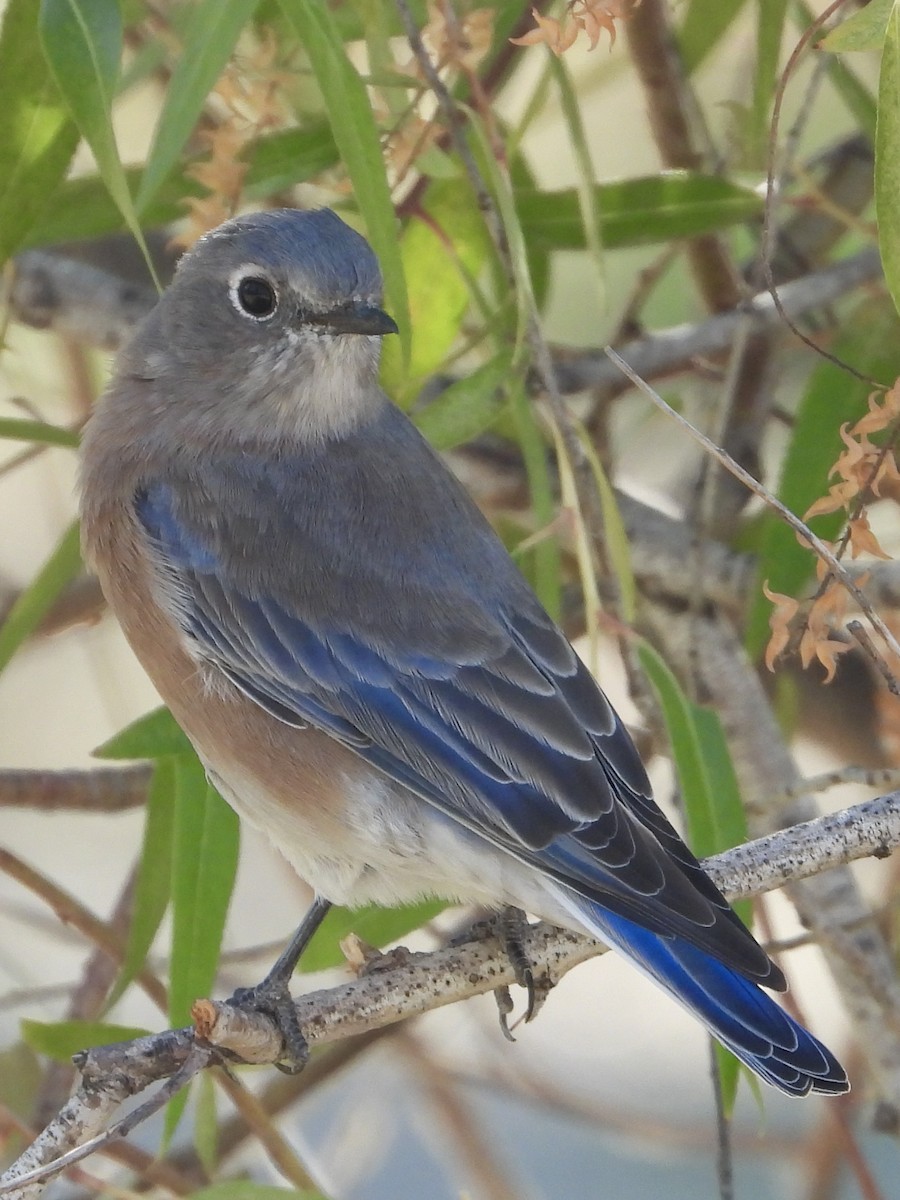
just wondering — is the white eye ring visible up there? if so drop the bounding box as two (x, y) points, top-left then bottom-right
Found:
(228, 267), (278, 321)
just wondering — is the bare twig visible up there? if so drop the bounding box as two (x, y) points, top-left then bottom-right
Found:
(0, 767), (150, 812)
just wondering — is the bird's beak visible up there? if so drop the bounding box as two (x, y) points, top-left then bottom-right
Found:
(306, 302), (399, 337)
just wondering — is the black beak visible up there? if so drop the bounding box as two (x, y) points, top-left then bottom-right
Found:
(305, 301), (398, 336)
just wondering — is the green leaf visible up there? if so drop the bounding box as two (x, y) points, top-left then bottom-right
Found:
(577, 430), (637, 626)
(749, 0), (787, 167)
(169, 760), (239, 1026)
(244, 123), (339, 196)
(277, 0), (409, 354)
(301, 898), (446, 973)
(745, 299), (900, 657)
(0, 0), (78, 265)
(878, 2), (900, 320)
(106, 759), (176, 1009)
(637, 643), (748, 1109)
(0, 521), (82, 675)
(509, 151), (550, 311)
(714, 1042), (742, 1116)
(820, 0), (893, 53)
(0, 418), (79, 448)
(548, 52), (604, 306)
(517, 175), (762, 252)
(21, 1019), (149, 1062)
(39, 0), (158, 285)
(136, 0), (259, 211)
(679, 0), (749, 74)
(636, 648), (750, 923)
(638, 643), (719, 856)
(690, 710), (748, 861)
(380, 178), (492, 403)
(509, 379), (561, 622)
(413, 353), (512, 451)
(94, 705), (193, 760)
(194, 1073), (219, 1176)
(0, 1042), (42, 1120)
(468, 119), (535, 347)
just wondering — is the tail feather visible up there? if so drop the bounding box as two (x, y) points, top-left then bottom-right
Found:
(559, 895), (848, 1097)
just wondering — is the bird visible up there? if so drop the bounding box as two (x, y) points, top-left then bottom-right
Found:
(79, 207), (848, 1097)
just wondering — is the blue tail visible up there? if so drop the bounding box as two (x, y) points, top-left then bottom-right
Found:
(575, 903), (848, 1096)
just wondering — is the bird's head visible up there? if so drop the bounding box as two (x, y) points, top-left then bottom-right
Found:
(121, 208), (398, 444)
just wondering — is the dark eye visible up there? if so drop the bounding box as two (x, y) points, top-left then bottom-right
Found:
(235, 276), (277, 319)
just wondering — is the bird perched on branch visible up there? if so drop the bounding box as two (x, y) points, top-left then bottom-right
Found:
(80, 207), (847, 1097)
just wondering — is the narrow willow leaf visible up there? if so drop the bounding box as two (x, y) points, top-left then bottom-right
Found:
(750, 0), (787, 166)
(693, 707), (751, 1113)
(39, 0), (158, 285)
(277, 0), (409, 353)
(170, 762), (239, 1026)
(820, 0), (893, 53)
(509, 380), (561, 621)
(94, 705), (193, 759)
(637, 642), (718, 857)
(137, 0), (259, 210)
(193, 1073), (219, 1176)
(0, 0), (78, 265)
(0, 521), (81, 675)
(21, 1019), (149, 1062)
(106, 759), (176, 1009)
(165, 767), (239, 1155)
(679, 0), (750, 73)
(550, 418), (603, 674)
(877, 2), (900, 320)
(576, 429), (637, 626)
(792, 3), (877, 141)
(301, 899), (446, 973)
(244, 123), (339, 196)
(517, 175), (762, 252)
(548, 52), (604, 306)
(380, 178), (492, 403)
(468, 118), (535, 350)
(637, 643), (746, 1108)
(0, 418), (79, 448)
(413, 353), (512, 451)
(0, 1043), (41, 1119)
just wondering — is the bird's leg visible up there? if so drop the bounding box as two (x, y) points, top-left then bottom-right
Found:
(228, 894), (332, 1074)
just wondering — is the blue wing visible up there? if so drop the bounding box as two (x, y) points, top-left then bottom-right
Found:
(132, 413), (846, 1095)
(133, 433), (771, 983)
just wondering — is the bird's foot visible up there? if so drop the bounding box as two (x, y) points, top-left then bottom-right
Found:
(225, 894), (333, 1074)
(227, 974), (309, 1074)
(455, 907), (555, 1038)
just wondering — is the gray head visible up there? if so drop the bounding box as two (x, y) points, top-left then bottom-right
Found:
(116, 208), (398, 445)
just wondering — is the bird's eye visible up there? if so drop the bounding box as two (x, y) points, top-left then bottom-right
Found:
(234, 276), (278, 319)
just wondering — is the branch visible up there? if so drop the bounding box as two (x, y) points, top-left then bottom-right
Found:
(4, 252), (156, 349)
(551, 246), (882, 393)
(3, 792), (898, 1199)
(0, 767), (150, 812)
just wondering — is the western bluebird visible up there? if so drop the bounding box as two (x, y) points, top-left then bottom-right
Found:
(79, 208), (847, 1096)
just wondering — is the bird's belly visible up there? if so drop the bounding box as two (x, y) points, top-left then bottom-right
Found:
(200, 732), (566, 921)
